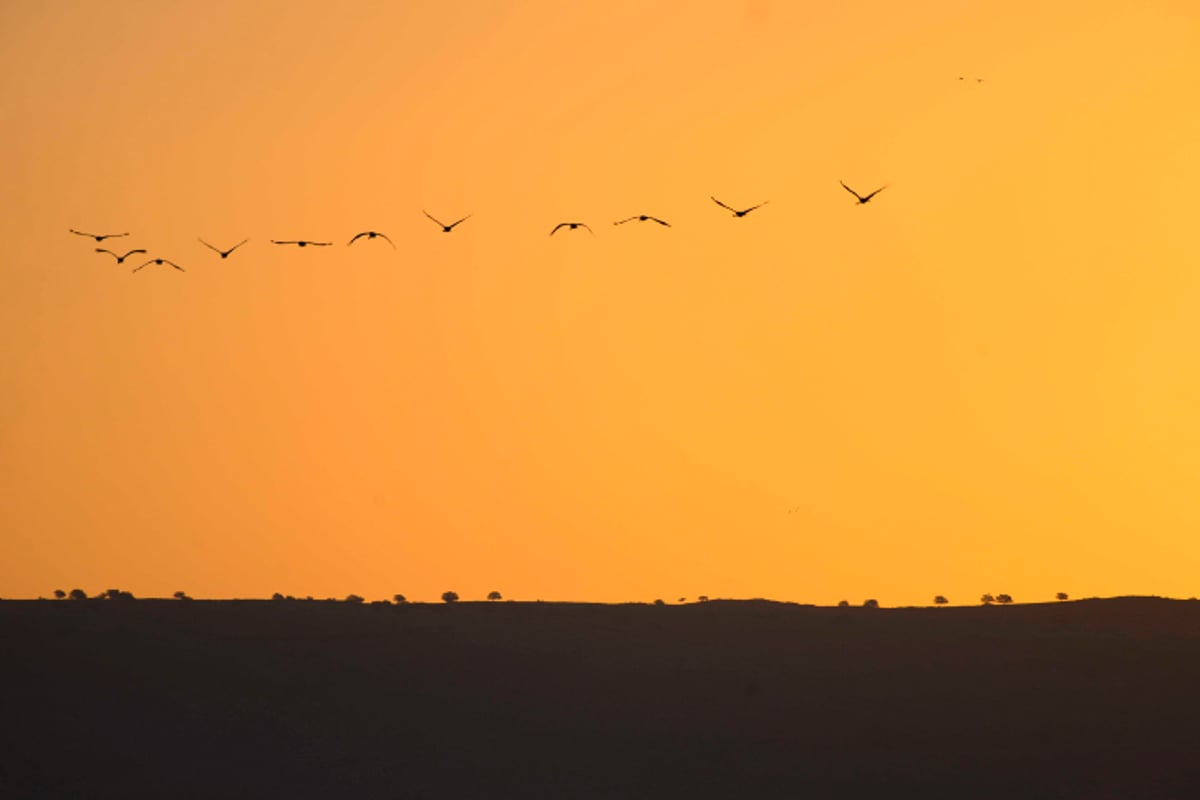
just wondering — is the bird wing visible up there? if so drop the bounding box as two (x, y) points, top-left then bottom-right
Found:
(70, 229), (95, 238)
(711, 196), (736, 212)
(348, 232), (367, 245)
(580, 223), (594, 234)
(648, 216), (671, 226)
(840, 181), (865, 201)
(550, 223), (567, 236)
(313, 241), (333, 246)
(271, 240), (296, 245)
(745, 201), (769, 213)
(448, 215), (471, 229)
(227, 239), (248, 254)
(122, 249), (148, 258)
(613, 217), (636, 225)
(863, 185), (887, 201)
(378, 233), (396, 248)
(198, 238), (220, 253)
(132, 260), (153, 272)
(165, 260), (185, 271)
(95, 248), (117, 259)
(423, 210), (445, 228)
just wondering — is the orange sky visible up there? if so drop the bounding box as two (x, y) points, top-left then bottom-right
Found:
(2, 0), (1199, 605)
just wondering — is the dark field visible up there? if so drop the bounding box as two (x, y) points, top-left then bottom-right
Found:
(4, 597), (1199, 798)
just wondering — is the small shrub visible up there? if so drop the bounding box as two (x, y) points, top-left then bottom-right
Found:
(487, 591), (502, 601)
(698, 595), (709, 602)
(173, 591), (192, 601)
(441, 591), (459, 604)
(653, 598), (666, 606)
(863, 599), (879, 609)
(837, 600), (850, 608)
(996, 593), (1013, 605)
(981, 593), (995, 605)
(1056, 592), (1069, 601)
(344, 594), (365, 604)
(54, 589), (66, 599)
(272, 592), (286, 601)
(393, 594), (407, 604)
(933, 595), (948, 606)
(68, 589), (88, 601)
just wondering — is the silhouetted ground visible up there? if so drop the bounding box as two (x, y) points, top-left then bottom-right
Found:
(3, 597), (1199, 798)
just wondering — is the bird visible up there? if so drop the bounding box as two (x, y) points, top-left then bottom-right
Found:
(711, 197), (768, 217)
(613, 214), (670, 226)
(95, 247), (147, 264)
(199, 238), (248, 258)
(550, 222), (593, 236)
(958, 76), (985, 83)
(840, 181), (887, 205)
(423, 211), (471, 232)
(348, 231), (395, 248)
(70, 229), (129, 242)
(133, 257), (184, 273)
(270, 240), (332, 247)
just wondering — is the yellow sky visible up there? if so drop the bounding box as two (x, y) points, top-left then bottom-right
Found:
(2, 0), (1199, 604)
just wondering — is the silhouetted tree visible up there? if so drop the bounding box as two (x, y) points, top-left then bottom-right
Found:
(837, 600), (850, 608)
(981, 593), (995, 605)
(441, 591), (459, 604)
(1056, 592), (1069, 601)
(104, 589), (135, 601)
(173, 591), (192, 601)
(344, 594), (364, 604)
(698, 595), (709, 602)
(393, 594), (407, 604)
(272, 592), (286, 601)
(487, 591), (502, 601)
(996, 593), (1013, 604)
(54, 589), (66, 599)
(68, 589), (88, 601)
(653, 598), (666, 606)
(863, 599), (879, 608)
(934, 595), (948, 606)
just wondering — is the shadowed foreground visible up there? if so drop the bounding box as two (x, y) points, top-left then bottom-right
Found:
(4, 597), (1199, 798)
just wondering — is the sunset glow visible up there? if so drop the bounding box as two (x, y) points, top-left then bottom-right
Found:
(3, 0), (1199, 605)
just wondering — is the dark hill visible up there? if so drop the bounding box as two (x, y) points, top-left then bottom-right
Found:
(3, 597), (1198, 798)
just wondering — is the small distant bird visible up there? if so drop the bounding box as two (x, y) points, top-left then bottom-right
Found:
(348, 231), (395, 248)
(958, 76), (985, 83)
(133, 257), (184, 273)
(95, 247), (147, 264)
(550, 222), (593, 236)
(840, 181), (887, 205)
(613, 214), (671, 227)
(423, 211), (471, 232)
(270, 240), (332, 247)
(199, 238), (248, 259)
(711, 197), (768, 217)
(70, 229), (129, 242)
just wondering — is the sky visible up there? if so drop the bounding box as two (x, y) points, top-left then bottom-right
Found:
(2, 0), (1199, 605)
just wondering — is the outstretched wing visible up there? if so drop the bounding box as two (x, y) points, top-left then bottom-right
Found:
(348, 232), (368, 245)
(132, 260), (154, 272)
(271, 240), (296, 245)
(377, 233), (395, 248)
(121, 249), (148, 259)
(839, 181), (865, 201)
(863, 185), (887, 202)
(198, 237), (221, 253)
(165, 260), (185, 271)
(711, 196), (736, 212)
(579, 223), (594, 234)
(227, 239), (249, 254)
(422, 210), (445, 228)
(550, 223), (568, 236)
(95, 248), (117, 260)
(613, 217), (637, 225)
(648, 216), (671, 226)
(71, 229), (96, 238)
(312, 241), (333, 246)
(448, 215), (471, 229)
(743, 201), (769, 214)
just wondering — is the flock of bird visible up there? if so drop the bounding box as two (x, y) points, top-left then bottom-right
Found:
(69, 183), (887, 274)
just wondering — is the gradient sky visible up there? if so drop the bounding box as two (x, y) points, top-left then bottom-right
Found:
(3, 0), (1199, 605)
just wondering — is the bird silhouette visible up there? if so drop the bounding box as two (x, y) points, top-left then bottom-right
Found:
(133, 257), (184, 273)
(423, 211), (471, 232)
(958, 76), (985, 83)
(550, 222), (593, 236)
(70, 229), (129, 242)
(840, 181), (887, 205)
(95, 247), (147, 264)
(199, 238), (248, 258)
(613, 214), (671, 227)
(348, 231), (395, 248)
(711, 197), (768, 217)
(270, 240), (332, 247)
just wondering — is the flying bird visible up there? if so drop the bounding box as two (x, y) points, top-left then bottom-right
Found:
(711, 197), (768, 217)
(70, 229), (129, 242)
(270, 240), (332, 247)
(348, 231), (395, 248)
(133, 257), (184, 273)
(95, 247), (147, 264)
(840, 181), (887, 205)
(199, 238), (248, 258)
(423, 211), (471, 232)
(613, 214), (671, 227)
(550, 222), (593, 236)
(958, 76), (985, 83)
